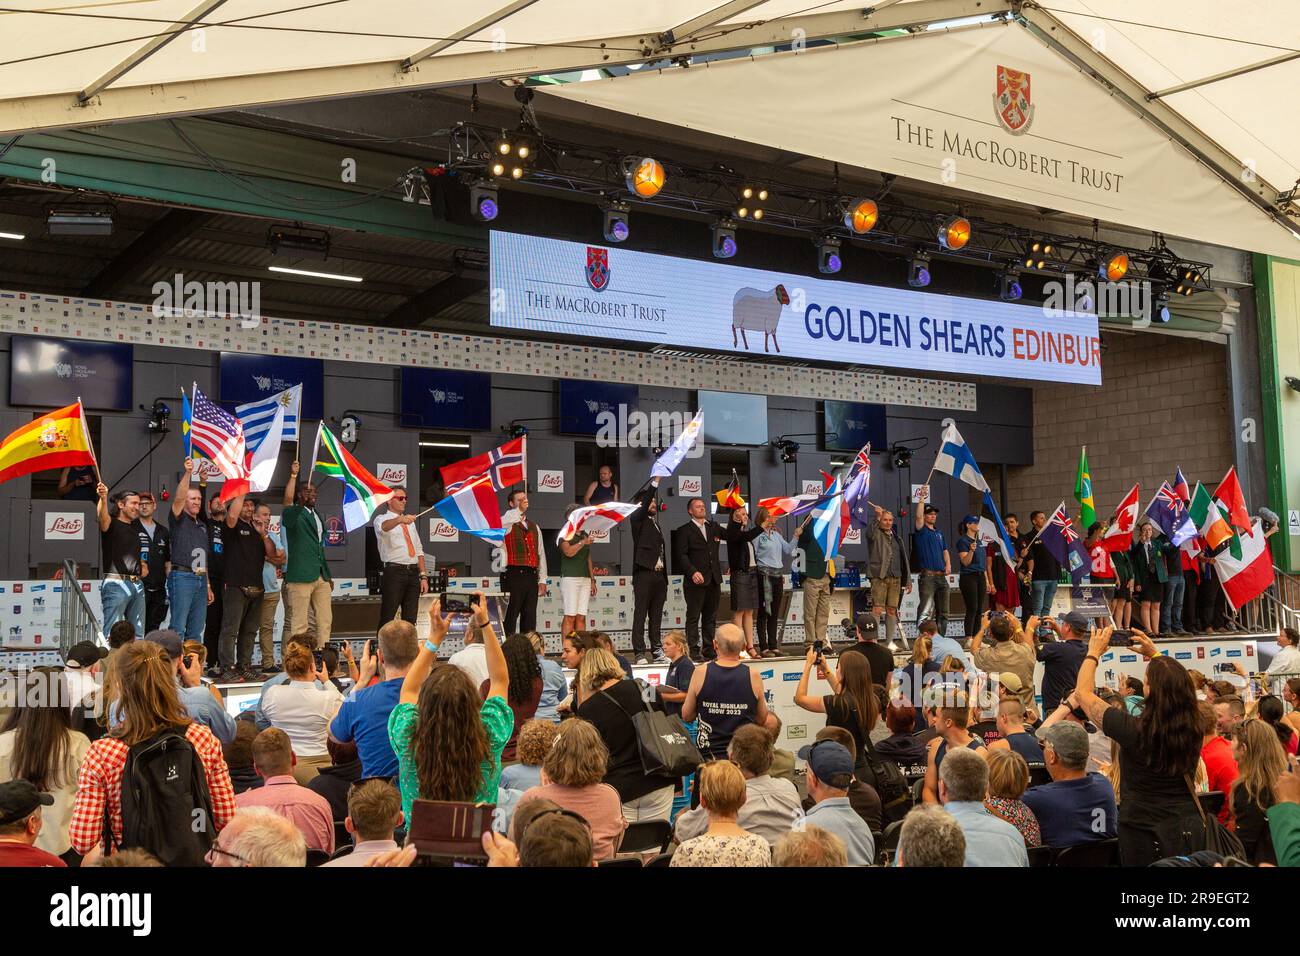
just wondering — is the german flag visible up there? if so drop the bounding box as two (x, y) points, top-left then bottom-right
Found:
(0, 401), (96, 484)
(715, 471), (746, 510)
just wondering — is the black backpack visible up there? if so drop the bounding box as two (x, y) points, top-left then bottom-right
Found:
(105, 730), (215, 866)
(846, 698), (912, 825)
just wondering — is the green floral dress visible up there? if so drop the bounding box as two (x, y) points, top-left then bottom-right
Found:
(387, 695), (514, 823)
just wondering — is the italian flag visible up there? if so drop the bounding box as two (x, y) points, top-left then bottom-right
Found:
(1213, 517), (1274, 611)
(312, 423), (394, 532)
(1189, 483), (1233, 555)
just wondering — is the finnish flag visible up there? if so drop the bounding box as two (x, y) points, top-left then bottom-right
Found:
(932, 423), (989, 493)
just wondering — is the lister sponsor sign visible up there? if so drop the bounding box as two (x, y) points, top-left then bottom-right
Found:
(536, 469), (565, 493)
(376, 463), (407, 486)
(679, 475), (702, 497)
(490, 230), (1101, 385)
(44, 512), (85, 540)
(429, 518), (459, 543)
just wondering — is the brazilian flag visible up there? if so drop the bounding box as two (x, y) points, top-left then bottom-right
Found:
(1074, 446), (1096, 529)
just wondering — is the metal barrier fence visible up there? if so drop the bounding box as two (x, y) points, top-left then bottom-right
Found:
(58, 559), (102, 657)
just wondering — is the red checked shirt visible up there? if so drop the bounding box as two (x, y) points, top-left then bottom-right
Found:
(69, 722), (237, 855)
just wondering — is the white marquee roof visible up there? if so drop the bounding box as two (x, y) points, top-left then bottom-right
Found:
(1, 0), (1297, 252)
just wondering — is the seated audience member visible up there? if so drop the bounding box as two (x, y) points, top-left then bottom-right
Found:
(0, 780), (66, 867)
(938, 746), (1028, 866)
(447, 620), (491, 688)
(671, 760), (771, 867)
(1215, 695), (1246, 738)
(0, 668), (91, 863)
(502, 719), (559, 793)
(223, 720), (263, 794)
(305, 739), (363, 824)
(323, 778), (403, 867)
(800, 726), (882, 833)
(577, 647), (676, 821)
(1123, 677), (1146, 715)
(1036, 690), (1114, 774)
(388, 597), (513, 826)
(528, 632), (568, 723)
(766, 713), (796, 783)
(772, 825), (847, 867)
(514, 718), (625, 861)
(1267, 758), (1300, 867)
(480, 633), (543, 762)
(70, 641), (236, 860)
(107, 620), (137, 651)
(261, 642), (345, 784)
(987, 699), (1046, 773)
(874, 701), (928, 775)
(329, 623), (418, 779)
(1258, 695), (1298, 756)
(91, 848), (161, 867)
(895, 803), (967, 867)
(517, 806), (596, 868)
(1199, 699), (1239, 823)
(1229, 717), (1288, 865)
(1189, 669), (1208, 700)
(207, 806), (306, 868)
(63, 641), (107, 720)
(234, 728), (334, 853)
(675, 723), (801, 847)
(255, 633), (319, 731)
(983, 749), (1041, 847)
(797, 739), (876, 866)
(922, 692), (986, 804)
(143, 629), (236, 745)
(591, 632), (634, 678)
(1022, 722), (1117, 848)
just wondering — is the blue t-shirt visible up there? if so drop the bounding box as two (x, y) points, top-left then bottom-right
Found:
(664, 655), (696, 718)
(914, 526), (947, 572)
(955, 535), (986, 574)
(500, 762), (543, 792)
(536, 657), (568, 722)
(1021, 773), (1118, 848)
(329, 677), (402, 779)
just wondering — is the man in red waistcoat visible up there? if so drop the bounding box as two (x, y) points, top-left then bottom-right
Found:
(497, 489), (549, 634)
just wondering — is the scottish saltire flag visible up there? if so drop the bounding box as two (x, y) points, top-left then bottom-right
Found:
(236, 384), (301, 453)
(932, 423), (990, 492)
(1145, 481), (1197, 546)
(978, 491), (1017, 569)
(650, 410), (703, 478)
(810, 474), (846, 561)
(181, 389), (192, 460)
(312, 423), (394, 531)
(434, 476), (505, 542)
(1040, 501), (1091, 584)
(557, 502), (640, 543)
(190, 384), (250, 501)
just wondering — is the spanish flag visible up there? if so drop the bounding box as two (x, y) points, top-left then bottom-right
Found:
(0, 401), (97, 484)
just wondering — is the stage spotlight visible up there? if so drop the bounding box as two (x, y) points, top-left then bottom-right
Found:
(777, 439), (800, 464)
(737, 185), (768, 221)
(1175, 265), (1201, 296)
(625, 156), (666, 198)
(1098, 249), (1129, 281)
(842, 197), (879, 234)
(1074, 277), (1096, 313)
(470, 182), (499, 222)
(495, 136), (512, 155)
(816, 236), (842, 275)
(510, 165), (524, 179)
(998, 270), (1022, 302)
(937, 215), (971, 251)
(516, 143), (531, 160)
(1153, 289), (1171, 324)
(712, 219), (738, 259)
(1024, 237), (1053, 270)
(602, 202), (630, 243)
(908, 250), (931, 288)
(490, 160), (506, 177)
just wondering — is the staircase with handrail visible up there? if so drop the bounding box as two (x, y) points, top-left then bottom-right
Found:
(58, 558), (103, 658)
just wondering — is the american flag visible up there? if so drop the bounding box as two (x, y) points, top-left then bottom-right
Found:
(190, 385), (250, 493)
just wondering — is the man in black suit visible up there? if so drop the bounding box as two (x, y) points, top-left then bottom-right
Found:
(675, 497), (724, 661)
(629, 477), (668, 665)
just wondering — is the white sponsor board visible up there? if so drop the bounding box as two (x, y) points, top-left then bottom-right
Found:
(678, 475), (702, 497)
(375, 463), (407, 486)
(428, 518), (459, 543)
(802, 479), (823, 496)
(44, 512), (85, 540)
(535, 469), (565, 493)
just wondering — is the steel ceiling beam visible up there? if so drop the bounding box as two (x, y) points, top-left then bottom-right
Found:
(400, 0), (544, 71)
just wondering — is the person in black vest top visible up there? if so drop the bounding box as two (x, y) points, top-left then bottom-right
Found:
(681, 623), (769, 762)
(629, 478), (668, 664)
(674, 498), (725, 662)
(724, 504), (765, 656)
(987, 699), (1047, 775)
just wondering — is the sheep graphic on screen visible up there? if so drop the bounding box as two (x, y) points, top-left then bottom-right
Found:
(731, 284), (791, 353)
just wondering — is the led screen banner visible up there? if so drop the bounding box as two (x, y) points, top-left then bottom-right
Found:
(489, 231), (1101, 385)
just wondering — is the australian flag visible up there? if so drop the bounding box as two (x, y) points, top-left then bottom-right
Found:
(1040, 501), (1091, 584)
(1145, 481), (1197, 546)
(844, 443), (872, 527)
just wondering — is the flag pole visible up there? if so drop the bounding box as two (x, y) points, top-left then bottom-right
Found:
(77, 397), (102, 485)
(411, 504), (438, 521)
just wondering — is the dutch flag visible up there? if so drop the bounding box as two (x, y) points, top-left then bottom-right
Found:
(433, 477), (505, 542)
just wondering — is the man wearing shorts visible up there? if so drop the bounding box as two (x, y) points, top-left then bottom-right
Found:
(559, 504), (596, 637)
(865, 502), (911, 647)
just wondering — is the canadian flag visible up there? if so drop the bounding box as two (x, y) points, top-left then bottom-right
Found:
(1101, 483), (1140, 552)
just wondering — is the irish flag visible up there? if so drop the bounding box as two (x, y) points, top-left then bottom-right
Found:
(1213, 517), (1274, 610)
(1189, 483), (1233, 555)
(311, 424), (393, 531)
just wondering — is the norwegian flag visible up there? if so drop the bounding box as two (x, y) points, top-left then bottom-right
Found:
(188, 384), (250, 501)
(440, 436), (526, 493)
(1039, 501), (1090, 584)
(557, 502), (641, 543)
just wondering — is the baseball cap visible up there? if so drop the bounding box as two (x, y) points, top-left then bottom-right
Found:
(1039, 721), (1090, 768)
(996, 671), (1024, 694)
(1059, 611), (1090, 634)
(797, 739), (855, 787)
(961, 514), (979, 528)
(137, 491), (155, 502)
(853, 612), (879, 637)
(0, 780), (54, 826)
(65, 641), (108, 669)
(144, 628), (183, 660)
(924, 504), (939, 515)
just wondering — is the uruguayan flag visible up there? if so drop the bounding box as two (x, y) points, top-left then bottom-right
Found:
(932, 422), (989, 492)
(236, 384), (300, 452)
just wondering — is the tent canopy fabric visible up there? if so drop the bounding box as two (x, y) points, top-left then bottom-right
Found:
(1, 0), (1297, 253)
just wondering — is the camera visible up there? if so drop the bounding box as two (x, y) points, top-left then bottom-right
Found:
(182, 654), (193, 669)
(1108, 630), (1133, 647)
(840, 617), (855, 641)
(1214, 662), (1237, 674)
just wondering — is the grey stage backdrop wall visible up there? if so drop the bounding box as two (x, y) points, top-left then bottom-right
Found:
(0, 335), (1032, 581)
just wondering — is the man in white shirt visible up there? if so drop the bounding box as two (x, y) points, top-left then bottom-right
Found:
(62, 641), (107, 720)
(447, 623), (490, 689)
(673, 724), (800, 846)
(1267, 627), (1300, 677)
(372, 485), (427, 631)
